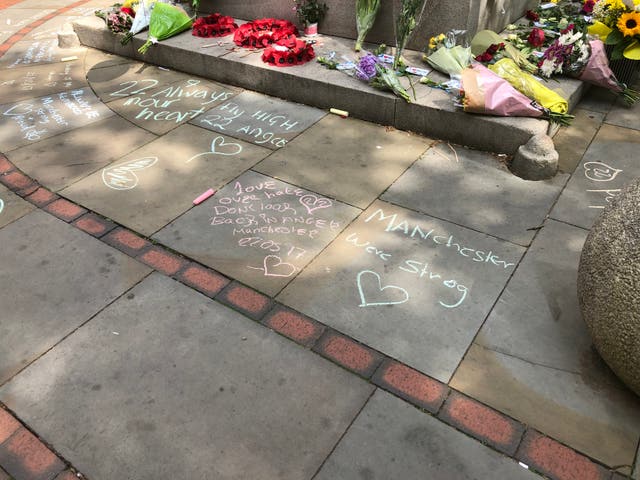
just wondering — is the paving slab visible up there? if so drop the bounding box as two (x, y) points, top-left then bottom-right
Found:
(104, 75), (240, 135)
(550, 123), (640, 230)
(382, 143), (568, 246)
(451, 219), (640, 470)
(7, 115), (156, 192)
(0, 273), (374, 480)
(578, 85), (617, 114)
(0, 59), (87, 104)
(277, 200), (525, 382)
(61, 124), (270, 236)
(0, 184), (36, 228)
(83, 47), (137, 71)
(255, 116), (431, 209)
(0, 210), (151, 384)
(0, 9), (56, 43)
(0, 39), (85, 70)
(0, 87), (114, 152)
(24, 14), (94, 42)
(605, 95), (640, 131)
(192, 90), (326, 150)
(316, 389), (539, 480)
(154, 170), (361, 296)
(553, 108), (605, 174)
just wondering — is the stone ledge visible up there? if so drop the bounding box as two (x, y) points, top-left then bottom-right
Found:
(73, 16), (587, 156)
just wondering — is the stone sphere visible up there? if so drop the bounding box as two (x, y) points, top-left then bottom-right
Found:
(578, 177), (640, 395)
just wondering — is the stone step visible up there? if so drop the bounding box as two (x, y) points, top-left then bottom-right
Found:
(72, 15), (586, 157)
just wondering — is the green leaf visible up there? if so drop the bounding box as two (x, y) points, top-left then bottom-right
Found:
(611, 39), (627, 60)
(605, 29), (623, 45)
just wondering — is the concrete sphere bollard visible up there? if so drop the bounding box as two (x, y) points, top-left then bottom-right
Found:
(578, 177), (640, 395)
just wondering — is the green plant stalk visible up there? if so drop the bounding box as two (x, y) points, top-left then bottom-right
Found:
(355, 0), (381, 52)
(393, 0), (426, 69)
(371, 63), (411, 102)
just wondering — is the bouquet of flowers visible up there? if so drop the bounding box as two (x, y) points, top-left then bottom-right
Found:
(472, 30), (538, 73)
(262, 37), (315, 66)
(589, 0), (640, 60)
(355, 0), (382, 51)
(423, 30), (472, 76)
(95, 4), (135, 34)
(537, 24), (591, 77)
(138, 2), (193, 54)
(121, 0), (160, 45)
(489, 58), (570, 117)
(393, 0), (428, 69)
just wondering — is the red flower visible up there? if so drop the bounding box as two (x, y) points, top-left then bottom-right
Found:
(474, 52), (494, 63)
(525, 10), (539, 22)
(582, 0), (595, 13)
(560, 23), (575, 34)
(528, 28), (545, 47)
(120, 7), (135, 17)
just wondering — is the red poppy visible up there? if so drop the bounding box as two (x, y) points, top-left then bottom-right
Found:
(192, 13), (238, 37)
(528, 28), (546, 47)
(525, 10), (539, 22)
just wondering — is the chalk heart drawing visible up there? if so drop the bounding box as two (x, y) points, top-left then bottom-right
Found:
(583, 162), (623, 182)
(102, 157), (158, 191)
(0, 198), (4, 215)
(263, 255), (296, 277)
(299, 194), (332, 215)
(357, 270), (409, 308)
(186, 136), (242, 163)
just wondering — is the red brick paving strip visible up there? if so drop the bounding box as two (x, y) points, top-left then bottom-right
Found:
(217, 282), (272, 320)
(262, 306), (325, 347)
(54, 471), (79, 480)
(0, 172), (37, 193)
(0, 428), (64, 480)
(43, 199), (87, 223)
(26, 188), (59, 208)
(176, 263), (229, 297)
(372, 360), (449, 414)
(102, 227), (152, 257)
(72, 213), (116, 238)
(517, 430), (610, 480)
(0, 410), (20, 444)
(313, 330), (383, 378)
(139, 247), (187, 276)
(438, 391), (525, 456)
(0, 156), (14, 174)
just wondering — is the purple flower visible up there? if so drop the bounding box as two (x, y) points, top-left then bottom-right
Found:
(355, 53), (378, 82)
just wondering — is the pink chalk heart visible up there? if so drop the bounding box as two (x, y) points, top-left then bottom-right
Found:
(263, 255), (296, 277)
(357, 270), (409, 307)
(299, 194), (332, 215)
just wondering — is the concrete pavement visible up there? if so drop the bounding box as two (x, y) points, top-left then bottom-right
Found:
(0, 1), (640, 479)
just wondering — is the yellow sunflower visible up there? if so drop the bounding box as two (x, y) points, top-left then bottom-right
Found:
(618, 11), (640, 36)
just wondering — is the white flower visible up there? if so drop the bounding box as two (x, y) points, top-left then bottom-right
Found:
(507, 33), (518, 41)
(578, 43), (590, 62)
(539, 58), (557, 77)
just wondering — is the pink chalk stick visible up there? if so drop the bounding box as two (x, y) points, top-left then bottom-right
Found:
(193, 188), (215, 205)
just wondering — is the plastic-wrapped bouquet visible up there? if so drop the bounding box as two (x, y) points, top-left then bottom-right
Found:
(355, 0), (382, 51)
(423, 30), (472, 76)
(95, 4), (135, 34)
(138, 2), (193, 54)
(357, 53), (412, 101)
(538, 24), (591, 77)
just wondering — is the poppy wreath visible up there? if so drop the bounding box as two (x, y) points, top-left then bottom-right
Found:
(262, 38), (315, 67)
(192, 13), (238, 37)
(233, 18), (299, 48)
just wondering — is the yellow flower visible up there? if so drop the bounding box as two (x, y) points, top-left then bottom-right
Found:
(618, 11), (640, 36)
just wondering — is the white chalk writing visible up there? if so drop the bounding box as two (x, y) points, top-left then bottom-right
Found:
(102, 157), (158, 190)
(583, 162), (623, 182)
(0, 198), (4, 215)
(186, 136), (242, 163)
(357, 270), (410, 307)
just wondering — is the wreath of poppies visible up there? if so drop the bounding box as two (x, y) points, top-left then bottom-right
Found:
(233, 18), (299, 49)
(262, 38), (315, 67)
(192, 13), (238, 38)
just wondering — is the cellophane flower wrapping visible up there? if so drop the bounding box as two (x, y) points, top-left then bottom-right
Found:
(355, 0), (382, 51)
(489, 58), (569, 114)
(461, 63), (544, 118)
(121, 0), (159, 45)
(138, 2), (193, 54)
(425, 44), (471, 76)
(578, 39), (624, 92)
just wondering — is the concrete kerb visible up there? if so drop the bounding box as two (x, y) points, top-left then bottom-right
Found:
(72, 16), (589, 175)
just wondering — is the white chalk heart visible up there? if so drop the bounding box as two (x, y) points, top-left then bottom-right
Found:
(357, 270), (409, 308)
(102, 156), (158, 191)
(583, 162), (622, 182)
(186, 136), (243, 163)
(299, 194), (332, 215)
(0, 198), (4, 215)
(263, 255), (296, 277)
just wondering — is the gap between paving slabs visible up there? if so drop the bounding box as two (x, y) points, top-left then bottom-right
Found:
(0, 153), (632, 480)
(71, 15), (588, 162)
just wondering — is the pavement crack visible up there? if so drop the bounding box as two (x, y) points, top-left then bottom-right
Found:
(476, 343), (581, 376)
